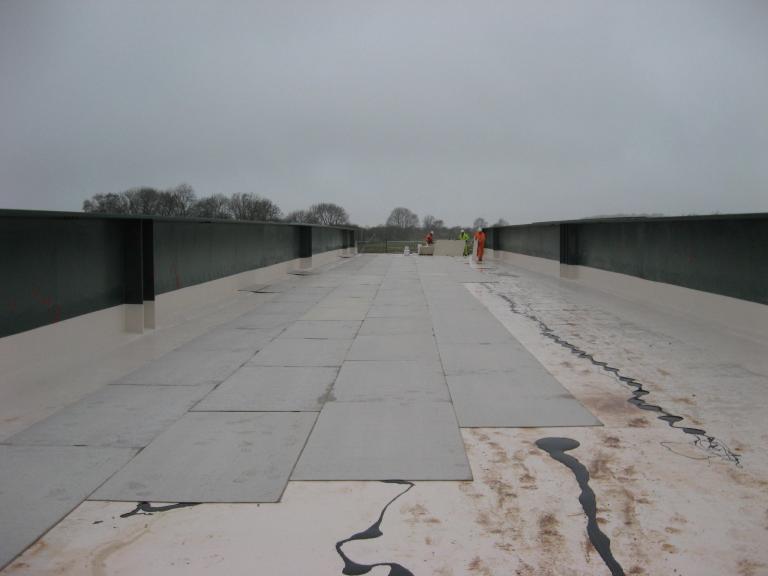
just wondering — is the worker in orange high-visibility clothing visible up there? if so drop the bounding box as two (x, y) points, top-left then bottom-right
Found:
(474, 227), (486, 262)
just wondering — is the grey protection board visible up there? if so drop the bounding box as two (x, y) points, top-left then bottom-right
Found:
(193, 366), (338, 411)
(446, 372), (601, 427)
(291, 401), (472, 480)
(301, 305), (370, 321)
(249, 338), (352, 367)
(6, 384), (214, 448)
(366, 304), (431, 318)
(232, 312), (296, 330)
(432, 315), (514, 344)
(346, 334), (439, 361)
(358, 317), (433, 335)
(279, 320), (362, 340)
(253, 301), (316, 316)
(182, 327), (281, 352)
(118, 348), (254, 386)
(437, 341), (546, 375)
(334, 361), (450, 402)
(0, 445), (136, 569)
(92, 412), (316, 503)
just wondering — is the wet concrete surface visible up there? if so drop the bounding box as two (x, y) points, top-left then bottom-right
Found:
(3, 253), (768, 575)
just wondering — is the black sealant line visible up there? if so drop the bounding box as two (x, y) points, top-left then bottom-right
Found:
(536, 437), (625, 576)
(485, 283), (741, 466)
(120, 501), (200, 518)
(335, 480), (415, 576)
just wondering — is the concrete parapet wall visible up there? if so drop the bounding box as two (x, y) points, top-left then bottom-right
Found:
(490, 213), (768, 306)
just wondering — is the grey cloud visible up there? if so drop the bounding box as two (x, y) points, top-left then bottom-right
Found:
(1, 0), (767, 225)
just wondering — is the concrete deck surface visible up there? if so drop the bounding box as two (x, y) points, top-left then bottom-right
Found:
(2, 253), (767, 575)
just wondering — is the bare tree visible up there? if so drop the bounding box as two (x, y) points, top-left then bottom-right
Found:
(386, 207), (419, 228)
(81, 185), (287, 222)
(284, 209), (314, 223)
(82, 193), (129, 214)
(162, 183), (197, 217)
(190, 194), (232, 219)
(123, 187), (163, 215)
(230, 193), (283, 221)
(306, 202), (349, 225)
(422, 214), (437, 230)
(473, 217), (488, 229)
(492, 218), (509, 226)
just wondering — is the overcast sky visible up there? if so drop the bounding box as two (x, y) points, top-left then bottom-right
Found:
(1, 0), (766, 226)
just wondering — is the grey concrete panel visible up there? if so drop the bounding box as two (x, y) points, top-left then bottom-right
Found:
(379, 281), (422, 291)
(367, 304), (431, 318)
(329, 286), (379, 298)
(358, 317), (433, 336)
(301, 305), (370, 321)
(182, 327), (281, 352)
(291, 402), (471, 480)
(0, 445), (136, 569)
(373, 292), (427, 304)
(284, 286), (335, 296)
(346, 334), (439, 361)
(438, 342), (544, 375)
(92, 412), (316, 503)
(249, 338), (352, 366)
(118, 348), (254, 386)
(268, 293), (327, 303)
(374, 288), (422, 298)
(446, 372), (601, 427)
(279, 320), (362, 340)
(432, 316), (513, 344)
(7, 384), (214, 448)
(427, 298), (486, 312)
(193, 366), (338, 411)
(337, 274), (384, 286)
(254, 301), (315, 316)
(334, 361), (449, 402)
(232, 312), (296, 330)
(318, 296), (376, 307)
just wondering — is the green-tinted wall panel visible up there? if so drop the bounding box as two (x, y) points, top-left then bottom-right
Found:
(152, 222), (300, 295)
(0, 217), (126, 336)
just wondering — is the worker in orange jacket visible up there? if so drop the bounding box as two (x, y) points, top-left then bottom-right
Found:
(474, 228), (486, 262)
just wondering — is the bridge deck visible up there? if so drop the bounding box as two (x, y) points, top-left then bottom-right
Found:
(2, 254), (766, 575)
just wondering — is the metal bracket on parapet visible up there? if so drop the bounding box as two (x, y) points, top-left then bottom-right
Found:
(123, 218), (157, 333)
(289, 225), (314, 274)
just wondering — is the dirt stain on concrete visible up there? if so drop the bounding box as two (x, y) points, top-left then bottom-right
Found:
(401, 503), (441, 526)
(467, 556), (493, 575)
(603, 436), (621, 448)
(738, 559), (767, 576)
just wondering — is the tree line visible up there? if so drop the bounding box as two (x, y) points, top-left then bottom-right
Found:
(81, 187), (511, 233)
(359, 206), (509, 242)
(81, 184), (350, 225)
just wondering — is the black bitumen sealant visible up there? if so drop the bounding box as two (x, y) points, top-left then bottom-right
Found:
(535, 437), (625, 576)
(335, 480), (415, 576)
(485, 283), (742, 466)
(120, 502), (200, 518)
